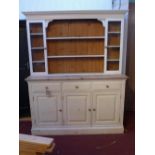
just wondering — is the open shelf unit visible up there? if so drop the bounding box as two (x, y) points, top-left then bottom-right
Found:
(45, 19), (105, 74)
(106, 20), (122, 71)
(27, 15), (124, 75)
(29, 22), (46, 73)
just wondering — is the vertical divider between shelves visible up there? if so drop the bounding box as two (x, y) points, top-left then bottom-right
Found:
(43, 20), (48, 75)
(104, 19), (108, 73)
(119, 19), (124, 74)
(26, 21), (33, 75)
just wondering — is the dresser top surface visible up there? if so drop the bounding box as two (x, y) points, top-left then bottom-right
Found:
(26, 74), (128, 81)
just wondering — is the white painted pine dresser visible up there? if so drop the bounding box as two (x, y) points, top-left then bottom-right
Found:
(24, 11), (128, 135)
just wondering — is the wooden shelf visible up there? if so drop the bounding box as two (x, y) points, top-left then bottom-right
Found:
(30, 33), (43, 36)
(48, 55), (104, 58)
(32, 60), (45, 63)
(31, 47), (45, 50)
(107, 46), (120, 48)
(46, 36), (105, 40)
(108, 32), (120, 34)
(107, 59), (119, 62)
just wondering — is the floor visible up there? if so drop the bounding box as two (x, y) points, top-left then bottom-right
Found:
(19, 111), (135, 155)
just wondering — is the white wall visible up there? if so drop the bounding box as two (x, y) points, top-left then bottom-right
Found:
(19, 0), (129, 20)
(19, 0), (112, 19)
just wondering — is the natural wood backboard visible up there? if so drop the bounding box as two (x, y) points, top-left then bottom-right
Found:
(108, 34), (120, 46)
(46, 19), (105, 73)
(107, 61), (119, 70)
(32, 50), (44, 61)
(31, 36), (44, 47)
(33, 63), (45, 72)
(48, 58), (104, 73)
(107, 48), (120, 59)
(47, 40), (104, 56)
(30, 23), (43, 33)
(108, 22), (121, 32)
(46, 19), (105, 37)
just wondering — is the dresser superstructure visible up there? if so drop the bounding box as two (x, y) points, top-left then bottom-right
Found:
(24, 11), (128, 135)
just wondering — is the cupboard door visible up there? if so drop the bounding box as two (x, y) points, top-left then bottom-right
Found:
(34, 93), (62, 126)
(63, 93), (91, 126)
(92, 92), (120, 125)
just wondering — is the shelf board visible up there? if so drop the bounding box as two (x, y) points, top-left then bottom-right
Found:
(32, 60), (45, 63)
(107, 45), (120, 48)
(31, 47), (45, 50)
(47, 55), (104, 58)
(107, 59), (119, 62)
(46, 36), (105, 40)
(30, 33), (43, 36)
(108, 32), (120, 34)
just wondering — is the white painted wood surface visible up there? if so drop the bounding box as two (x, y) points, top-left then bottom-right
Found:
(63, 92), (91, 125)
(25, 11), (128, 76)
(19, 134), (54, 145)
(34, 93), (62, 126)
(24, 10), (128, 135)
(92, 91), (120, 125)
(27, 78), (126, 135)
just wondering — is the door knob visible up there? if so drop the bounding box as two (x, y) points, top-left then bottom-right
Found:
(75, 86), (79, 89)
(106, 85), (109, 88)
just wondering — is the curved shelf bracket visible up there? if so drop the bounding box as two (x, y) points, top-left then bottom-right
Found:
(45, 20), (54, 29)
(97, 19), (106, 27)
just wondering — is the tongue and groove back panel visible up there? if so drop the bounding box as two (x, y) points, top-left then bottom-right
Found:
(46, 19), (105, 73)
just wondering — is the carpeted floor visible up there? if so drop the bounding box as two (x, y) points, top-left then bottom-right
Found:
(19, 111), (135, 155)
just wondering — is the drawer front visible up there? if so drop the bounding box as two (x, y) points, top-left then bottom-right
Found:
(62, 82), (91, 91)
(31, 82), (61, 93)
(92, 81), (122, 90)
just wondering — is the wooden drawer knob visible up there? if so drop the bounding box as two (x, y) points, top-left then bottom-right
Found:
(75, 86), (79, 89)
(106, 85), (109, 88)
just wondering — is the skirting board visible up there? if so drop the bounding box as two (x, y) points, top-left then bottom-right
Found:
(31, 126), (124, 135)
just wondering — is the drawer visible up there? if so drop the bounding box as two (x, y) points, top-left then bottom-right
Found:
(62, 82), (91, 91)
(31, 82), (61, 93)
(92, 81), (122, 90)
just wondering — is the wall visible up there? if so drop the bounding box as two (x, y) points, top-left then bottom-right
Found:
(19, 0), (112, 19)
(19, 0), (130, 20)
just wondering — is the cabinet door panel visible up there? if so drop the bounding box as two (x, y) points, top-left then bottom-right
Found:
(34, 93), (62, 126)
(93, 92), (120, 125)
(63, 93), (91, 126)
